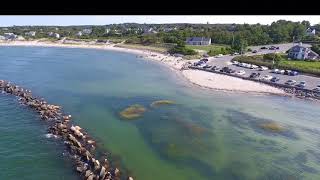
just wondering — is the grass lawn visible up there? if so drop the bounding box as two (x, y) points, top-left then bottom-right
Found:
(186, 44), (229, 52)
(115, 43), (168, 53)
(279, 60), (320, 75)
(233, 55), (320, 76)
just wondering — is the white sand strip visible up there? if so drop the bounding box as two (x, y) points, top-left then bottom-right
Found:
(182, 70), (286, 95)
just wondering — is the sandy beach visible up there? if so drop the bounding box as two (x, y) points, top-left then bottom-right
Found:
(182, 70), (286, 95)
(0, 40), (286, 95)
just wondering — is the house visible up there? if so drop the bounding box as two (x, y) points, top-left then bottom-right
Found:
(306, 28), (316, 36)
(142, 28), (158, 35)
(25, 31), (36, 36)
(3, 33), (17, 40)
(186, 37), (211, 46)
(48, 32), (60, 39)
(76, 31), (83, 37)
(288, 43), (319, 60)
(82, 28), (92, 35)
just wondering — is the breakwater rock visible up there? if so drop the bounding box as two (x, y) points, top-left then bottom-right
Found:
(0, 79), (134, 180)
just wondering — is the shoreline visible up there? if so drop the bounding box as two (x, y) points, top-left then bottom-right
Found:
(0, 40), (287, 96)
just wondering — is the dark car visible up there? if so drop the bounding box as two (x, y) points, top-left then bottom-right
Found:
(270, 77), (280, 82)
(200, 59), (209, 62)
(269, 47), (276, 50)
(252, 50), (257, 53)
(211, 66), (220, 71)
(220, 67), (235, 74)
(220, 67), (229, 73)
(295, 81), (306, 88)
(284, 70), (292, 75)
(260, 47), (267, 49)
(276, 47), (280, 49)
(249, 72), (260, 78)
(203, 65), (212, 69)
(289, 71), (299, 76)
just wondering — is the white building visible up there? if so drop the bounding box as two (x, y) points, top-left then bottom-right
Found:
(288, 43), (319, 60)
(25, 31), (36, 36)
(186, 37), (211, 46)
(82, 28), (92, 35)
(48, 32), (60, 39)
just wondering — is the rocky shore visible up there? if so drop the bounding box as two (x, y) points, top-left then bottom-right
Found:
(0, 79), (133, 180)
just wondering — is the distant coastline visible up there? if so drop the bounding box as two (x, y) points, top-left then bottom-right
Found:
(0, 40), (287, 95)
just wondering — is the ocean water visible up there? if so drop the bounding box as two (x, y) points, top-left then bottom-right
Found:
(0, 46), (320, 180)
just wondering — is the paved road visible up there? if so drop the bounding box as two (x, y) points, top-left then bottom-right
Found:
(202, 43), (320, 90)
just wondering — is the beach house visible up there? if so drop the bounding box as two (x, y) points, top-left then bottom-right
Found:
(186, 37), (211, 46)
(288, 43), (319, 60)
(3, 33), (17, 40)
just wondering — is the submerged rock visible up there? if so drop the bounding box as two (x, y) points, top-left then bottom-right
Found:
(150, 100), (175, 107)
(119, 104), (146, 119)
(259, 122), (284, 132)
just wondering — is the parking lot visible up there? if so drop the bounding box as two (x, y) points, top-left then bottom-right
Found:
(198, 43), (320, 91)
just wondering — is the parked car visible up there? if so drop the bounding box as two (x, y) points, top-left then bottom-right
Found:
(200, 59), (209, 63)
(284, 70), (292, 75)
(270, 77), (280, 82)
(285, 80), (297, 86)
(261, 75), (273, 81)
(289, 71), (299, 76)
(260, 47), (267, 49)
(232, 61), (239, 65)
(295, 81), (306, 88)
(236, 70), (246, 76)
(269, 46), (276, 50)
(252, 50), (257, 53)
(233, 52), (239, 55)
(277, 69), (285, 74)
(250, 65), (259, 69)
(276, 47), (280, 50)
(220, 67), (230, 73)
(313, 87), (320, 92)
(211, 66), (220, 71)
(203, 65), (212, 69)
(271, 69), (279, 73)
(258, 66), (269, 71)
(249, 72), (260, 78)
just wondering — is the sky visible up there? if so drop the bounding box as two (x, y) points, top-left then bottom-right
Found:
(0, 15), (319, 26)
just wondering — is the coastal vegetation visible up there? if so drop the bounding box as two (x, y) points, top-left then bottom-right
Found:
(2, 20), (319, 56)
(233, 54), (320, 76)
(119, 104), (146, 119)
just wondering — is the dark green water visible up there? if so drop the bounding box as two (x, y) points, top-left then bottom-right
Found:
(1, 46), (320, 180)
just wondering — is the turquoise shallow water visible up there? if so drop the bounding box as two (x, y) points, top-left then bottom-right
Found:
(0, 46), (320, 180)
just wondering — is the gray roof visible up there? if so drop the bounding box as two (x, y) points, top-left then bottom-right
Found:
(186, 37), (211, 42)
(290, 45), (307, 53)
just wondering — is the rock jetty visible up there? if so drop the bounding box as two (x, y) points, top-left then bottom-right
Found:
(0, 79), (134, 180)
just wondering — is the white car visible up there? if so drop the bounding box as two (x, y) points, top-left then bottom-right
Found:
(277, 70), (285, 74)
(260, 66), (269, 71)
(271, 69), (279, 73)
(236, 70), (246, 76)
(261, 75), (273, 81)
(232, 61), (239, 65)
(251, 65), (259, 69)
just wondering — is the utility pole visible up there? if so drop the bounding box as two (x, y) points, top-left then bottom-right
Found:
(232, 32), (234, 48)
(292, 36), (295, 47)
